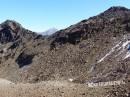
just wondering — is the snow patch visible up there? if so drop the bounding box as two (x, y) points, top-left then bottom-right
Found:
(97, 42), (121, 63)
(117, 40), (130, 59)
(115, 41), (130, 57)
(124, 52), (130, 59)
(97, 40), (130, 62)
(122, 40), (130, 49)
(97, 53), (110, 63)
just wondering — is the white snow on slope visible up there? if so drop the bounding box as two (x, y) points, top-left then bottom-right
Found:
(124, 52), (130, 59)
(120, 40), (130, 60)
(122, 40), (130, 49)
(97, 40), (130, 63)
(97, 42), (121, 63)
(116, 40), (130, 57)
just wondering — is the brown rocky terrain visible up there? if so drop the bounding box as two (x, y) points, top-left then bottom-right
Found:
(0, 79), (129, 97)
(0, 6), (130, 97)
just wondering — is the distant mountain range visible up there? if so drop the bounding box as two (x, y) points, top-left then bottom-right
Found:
(40, 28), (58, 35)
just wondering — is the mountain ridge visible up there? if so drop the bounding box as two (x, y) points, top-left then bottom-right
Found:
(0, 6), (130, 86)
(0, 6), (130, 97)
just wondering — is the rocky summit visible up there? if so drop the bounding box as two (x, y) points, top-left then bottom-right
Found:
(0, 7), (130, 95)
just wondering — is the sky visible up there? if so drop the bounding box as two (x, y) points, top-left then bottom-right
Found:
(0, 0), (130, 32)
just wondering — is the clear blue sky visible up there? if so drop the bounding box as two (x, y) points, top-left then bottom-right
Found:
(0, 0), (130, 32)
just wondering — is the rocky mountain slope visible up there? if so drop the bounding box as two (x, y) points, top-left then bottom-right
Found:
(0, 7), (130, 87)
(49, 6), (130, 83)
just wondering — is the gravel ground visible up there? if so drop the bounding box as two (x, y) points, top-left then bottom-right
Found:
(0, 79), (107, 97)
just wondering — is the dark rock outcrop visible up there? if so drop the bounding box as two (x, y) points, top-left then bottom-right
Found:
(15, 52), (34, 68)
